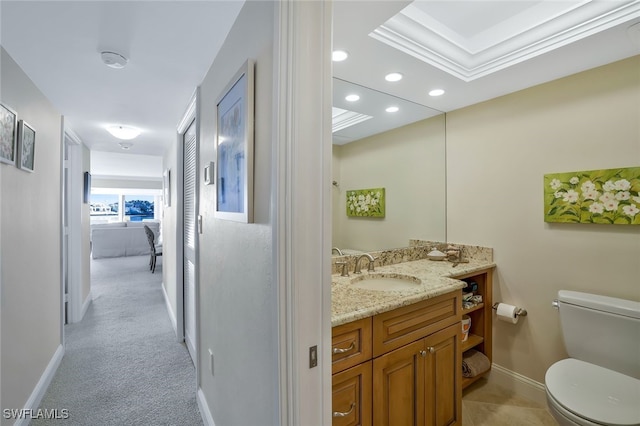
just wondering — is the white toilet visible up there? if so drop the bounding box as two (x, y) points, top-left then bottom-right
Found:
(545, 290), (640, 426)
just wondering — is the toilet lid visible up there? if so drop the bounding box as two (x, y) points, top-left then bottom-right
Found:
(546, 359), (640, 426)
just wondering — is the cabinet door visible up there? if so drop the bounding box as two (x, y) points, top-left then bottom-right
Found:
(332, 361), (372, 426)
(423, 323), (461, 426)
(372, 340), (425, 426)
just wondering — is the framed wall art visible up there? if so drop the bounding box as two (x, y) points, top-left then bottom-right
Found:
(83, 172), (91, 203)
(214, 59), (254, 223)
(0, 103), (18, 166)
(544, 167), (640, 225)
(346, 188), (386, 218)
(163, 169), (171, 207)
(17, 120), (36, 172)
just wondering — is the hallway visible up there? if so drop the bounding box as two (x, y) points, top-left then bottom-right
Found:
(32, 256), (202, 425)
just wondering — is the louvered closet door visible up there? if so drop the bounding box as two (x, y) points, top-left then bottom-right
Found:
(183, 119), (197, 363)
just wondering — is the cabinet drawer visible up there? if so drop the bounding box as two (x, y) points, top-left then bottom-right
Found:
(373, 291), (461, 357)
(332, 317), (373, 374)
(332, 361), (372, 426)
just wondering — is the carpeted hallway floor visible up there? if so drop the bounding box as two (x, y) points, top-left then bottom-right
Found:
(33, 255), (203, 426)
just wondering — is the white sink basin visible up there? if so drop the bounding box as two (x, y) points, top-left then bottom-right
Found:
(351, 274), (421, 291)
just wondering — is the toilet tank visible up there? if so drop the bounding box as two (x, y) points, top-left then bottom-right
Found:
(557, 290), (640, 379)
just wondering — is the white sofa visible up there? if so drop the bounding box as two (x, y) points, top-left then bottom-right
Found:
(91, 221), (161, 259)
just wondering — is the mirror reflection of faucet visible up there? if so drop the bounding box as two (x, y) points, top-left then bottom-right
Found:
(332, 247), (343, 256)
(354, 253), (376, 274)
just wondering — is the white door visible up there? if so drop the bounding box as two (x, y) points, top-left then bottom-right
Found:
(183, 119), (197, 363)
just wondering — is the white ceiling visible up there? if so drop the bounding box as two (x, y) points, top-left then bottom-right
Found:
(2, 1), (639, 162)
(0, 0), (244, 158)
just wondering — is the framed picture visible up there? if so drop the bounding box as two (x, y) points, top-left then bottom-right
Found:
(346, 188), (386, 217)
(163, 169), (171, 207)
(0, 103), (18, 166)
(544, 167), (640, 225)
(214, 59), (254, 223)
(83, 172), (91, 203)
(17, 120), (36, 172)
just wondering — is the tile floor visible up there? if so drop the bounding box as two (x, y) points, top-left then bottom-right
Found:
(462, 379), (559, 426)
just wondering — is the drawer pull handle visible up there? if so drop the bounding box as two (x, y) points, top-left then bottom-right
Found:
(332, 342), (355, 354)
(333, 403), (356, 417)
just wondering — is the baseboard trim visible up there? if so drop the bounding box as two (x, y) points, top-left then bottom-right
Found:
(80, 290), (92, 321)
(162, 282), (178, 336)
(14, 344), (65, 426)
(488, 363), (547, 407)
(197, 387), (216, 426)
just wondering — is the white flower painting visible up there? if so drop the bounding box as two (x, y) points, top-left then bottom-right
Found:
(346, 188), (385, 218)
(544, 167), (640, 225)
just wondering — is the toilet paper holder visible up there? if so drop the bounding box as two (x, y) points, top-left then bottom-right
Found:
(492, 303), (528, 317)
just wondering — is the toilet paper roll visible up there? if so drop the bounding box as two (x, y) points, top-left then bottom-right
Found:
(496, 303), (519, 324)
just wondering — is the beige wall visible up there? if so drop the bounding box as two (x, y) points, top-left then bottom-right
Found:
(0, 47), (62, 422)
(447, 55), (640, 384)
(333, 114), (447, 251)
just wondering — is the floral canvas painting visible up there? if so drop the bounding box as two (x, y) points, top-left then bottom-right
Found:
(544, 167), (640, 225)
(347, 188), (385, 218)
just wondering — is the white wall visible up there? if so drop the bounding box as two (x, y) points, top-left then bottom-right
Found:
(162, 136), (179, 331)
(90, 151), (162, 179)
(197, 2), (279, 424)
(447, 55), (640, 385)
(81, 144), (91, 307)
(333, 115), (446, 251)
(0, 47), (62, 423)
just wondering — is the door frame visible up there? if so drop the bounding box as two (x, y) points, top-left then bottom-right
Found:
(176, 88), (201, 383)
(62, 119), (85, 325)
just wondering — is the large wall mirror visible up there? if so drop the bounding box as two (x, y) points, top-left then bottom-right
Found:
(332, 80), (446, 253)
(331, 1), (448, 254)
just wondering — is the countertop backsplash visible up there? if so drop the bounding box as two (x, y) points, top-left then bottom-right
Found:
(332, 240), (493, 274)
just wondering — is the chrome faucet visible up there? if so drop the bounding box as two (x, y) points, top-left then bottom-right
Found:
(354, 253), (375, 274)
(332, 247), (343, 256)
(336, 261), (349, 277)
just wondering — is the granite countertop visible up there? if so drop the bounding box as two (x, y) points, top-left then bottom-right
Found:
(331, 258), (496, 327)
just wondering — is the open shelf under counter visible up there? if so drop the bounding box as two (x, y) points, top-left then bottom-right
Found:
(461, 333), (484, 352)
(462, 370), (490, 389)
(462, 302), (484, 314)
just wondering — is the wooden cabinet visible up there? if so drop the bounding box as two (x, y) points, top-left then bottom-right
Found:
(373, 323), (460, 426)
(332, 290), (462, 426)
(452, 269), (493, 389)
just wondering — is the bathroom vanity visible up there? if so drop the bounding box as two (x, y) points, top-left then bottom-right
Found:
(331, 246), (494, 426)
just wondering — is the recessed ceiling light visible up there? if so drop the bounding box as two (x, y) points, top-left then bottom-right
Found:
(385, 72), (403, 82)
(429, 89), (445, 97)
(386, 106), (399, 113)
(100, 51), (128, 69)
(345, 94), (360, 102)
(332, 50), (349, 62)
(106, 125), (141, 140)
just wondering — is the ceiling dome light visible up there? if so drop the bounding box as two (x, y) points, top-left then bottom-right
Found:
(332, 50), (349, 62)
(100, 51), (128, 69)
(345, 94), (360, 102)
(106, 125), (141, 140)
(429, 89), (445, 97)
(385, 72), (403, 82)
(385, 106), (399, 113)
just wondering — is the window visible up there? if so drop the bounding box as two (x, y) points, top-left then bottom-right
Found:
(124, 195), (155, 222)
(90, 194), (118, 224)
